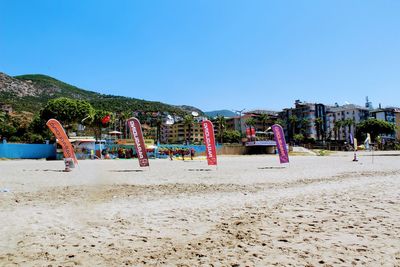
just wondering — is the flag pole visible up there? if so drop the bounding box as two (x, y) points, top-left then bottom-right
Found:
(372, 143), (374, 164)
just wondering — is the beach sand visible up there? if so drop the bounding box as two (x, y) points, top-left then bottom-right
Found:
(0, 152), (399, 266)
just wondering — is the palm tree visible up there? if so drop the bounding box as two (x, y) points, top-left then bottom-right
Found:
(288, 115), (298, 140)
(120, 111), (131, 139)
(183, 115), (194, 145)
(314, 117), (323, 141)
(343, 118), (355, 142)
(299, 118), (309, 136)
(275, 118), (285, 127)
(258, 113), (270, 131)
(216, 115), (226, 144)
(333, 120), (344, 141)
(245, 117), (256, 127)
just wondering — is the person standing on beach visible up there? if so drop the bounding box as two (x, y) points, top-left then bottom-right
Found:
(190, 148), (195, 160)
(169, 149), (173, 160)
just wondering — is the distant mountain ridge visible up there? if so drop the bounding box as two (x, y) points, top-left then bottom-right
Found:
(0, 72), (202, 115)
(205, 109), (237, 118)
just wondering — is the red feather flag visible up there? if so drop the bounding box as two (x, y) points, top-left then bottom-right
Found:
(250, 126), (256, 139)
(246, 127), (251, 140)
(201, 120), (217, 166)
(127, 117), (150, 167)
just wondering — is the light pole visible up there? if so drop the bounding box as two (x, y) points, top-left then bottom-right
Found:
(233, 109), (245, 135)
(79, 115), (92, 135)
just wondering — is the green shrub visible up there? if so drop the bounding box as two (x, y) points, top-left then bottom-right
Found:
(23, 133), (45, 144)
(8, 136), (21, 142)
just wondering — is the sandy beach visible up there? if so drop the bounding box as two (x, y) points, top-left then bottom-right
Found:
(0, 152), (399, 266)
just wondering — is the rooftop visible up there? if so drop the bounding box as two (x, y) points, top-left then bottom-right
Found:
(327, 104), (368, 112)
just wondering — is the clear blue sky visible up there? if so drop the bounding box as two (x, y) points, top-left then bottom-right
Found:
(1, 0), (400, 112)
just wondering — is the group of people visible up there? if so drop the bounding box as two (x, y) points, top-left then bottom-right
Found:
(77, 146), (197, 160)
(169, 148), (195, 161)
(116, 147), (135, 159)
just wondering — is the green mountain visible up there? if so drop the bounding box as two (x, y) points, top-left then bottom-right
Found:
(0, 72), (201, 115)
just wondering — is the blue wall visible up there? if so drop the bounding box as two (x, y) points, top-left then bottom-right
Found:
(0, 143), (57, 159)
(0, 143), (222, 160)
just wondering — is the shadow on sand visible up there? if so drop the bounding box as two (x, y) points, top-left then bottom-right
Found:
(187, 168), (212, 172)
(108, 170), (144, 173)
(258, 166), (286, 170)
(23, 169), (65, 172)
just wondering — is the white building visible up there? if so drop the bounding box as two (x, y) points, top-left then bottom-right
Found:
(326, 104), (369, 141)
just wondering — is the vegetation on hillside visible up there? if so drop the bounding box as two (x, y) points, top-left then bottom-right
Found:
(0, 73), (207, 143)
(11, 74), (194, 115)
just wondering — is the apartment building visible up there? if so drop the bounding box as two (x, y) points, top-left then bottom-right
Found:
(166, 121), (204, 144)
(244, 110), (279, 130)
(326, 104), (369, 141)
(280, 100), (327, 141)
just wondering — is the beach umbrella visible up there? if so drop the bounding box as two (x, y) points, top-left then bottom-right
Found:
(109, 130), (122, 135)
